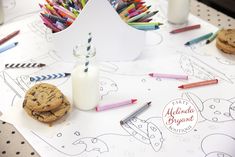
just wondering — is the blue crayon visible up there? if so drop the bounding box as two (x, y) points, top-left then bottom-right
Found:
(0, 42), (18, 53)
(132, 25), (159, 30)
(185, 32), (213, 46)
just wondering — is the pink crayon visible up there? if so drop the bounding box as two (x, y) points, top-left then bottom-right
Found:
(96, 99), (137, 112)
(149, 73), (188, 80)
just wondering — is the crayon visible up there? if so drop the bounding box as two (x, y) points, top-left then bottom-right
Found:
(0, 42), (18, 53)
(170, 24), (201, 34)
(120, 101), (151, 125)
(0, 30), (20, 46)
(96, 99), (137, 112)
(178, 79), (218, 89)
(185, 32), (213, 46)
(127, 11), (150, 23)
(149, 73), (188, 80)
(206, 29), (220, 44)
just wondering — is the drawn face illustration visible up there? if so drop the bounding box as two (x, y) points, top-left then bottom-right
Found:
(180, 55), (233, 84)
(121, 117), (164, 152)
(201, 134), (235, 157)
(205, 152), (232, 157)
(201, 99), (233, 122)
(99, 77), (118, 99)
(229, 102), (235, 120)
(182, 93), (235, 123)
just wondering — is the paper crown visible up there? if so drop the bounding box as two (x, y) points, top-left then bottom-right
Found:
(50, 0), (146, 62)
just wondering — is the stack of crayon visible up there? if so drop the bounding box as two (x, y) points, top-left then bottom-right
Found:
(113, 0), (162, 30)
(39, 0), (162, 32)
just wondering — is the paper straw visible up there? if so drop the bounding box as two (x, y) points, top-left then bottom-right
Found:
(30, 73), (71, 82)
(84, 32), (92, 72)
(5, 63), (46, 69)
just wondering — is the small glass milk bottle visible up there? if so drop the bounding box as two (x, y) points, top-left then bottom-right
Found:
(72, 43), (100, 110)
(167, 0), (191, 24)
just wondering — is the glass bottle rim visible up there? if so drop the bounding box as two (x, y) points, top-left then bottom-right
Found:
(73, 43), (96, 58)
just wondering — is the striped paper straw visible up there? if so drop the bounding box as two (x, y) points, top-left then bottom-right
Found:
(30, 73), (70, 82)
(84, 32), (92, 72)
(5, 63), (46, 69)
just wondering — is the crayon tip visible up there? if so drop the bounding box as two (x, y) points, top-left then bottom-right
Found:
(155, 26), (160, 29)
(131, 99), (138, 104)
(147, 101), (152, 105)
(206, 40), (210, 44)
(184, 42), (190, 46)
(153, 10), (159, 14)
(178, 85), (183, 89)
(15, 30), (20, 34)
(95, 106), (99, 112)
(149, 73), (154, 77)
(14, 42), (19, 46)
(39, 4), (43, 8)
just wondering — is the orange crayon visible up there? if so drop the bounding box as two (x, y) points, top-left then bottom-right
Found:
(178, 79), (218, 89)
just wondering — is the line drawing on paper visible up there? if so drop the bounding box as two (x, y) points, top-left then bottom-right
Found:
(99, 77), (118, 100)
(215, 57), (235, 66)
(189, 41), (207, 54)
(121, 117), (164, 152)
(32, 131), (109, 156)
(201, 133), (235, 157)
(31, 116), (164, 156)
(0, 51), (71, 107)
(180, 55), (233, 84)
(182, 92), (235, 123)
(28, 19), (53, 42)
(145, 31), (164, 48)
(0, 71), (25, 98)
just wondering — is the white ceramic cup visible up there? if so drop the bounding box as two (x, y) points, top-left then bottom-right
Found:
(0, 0), (4, 25)
(167, 0), (191, 24)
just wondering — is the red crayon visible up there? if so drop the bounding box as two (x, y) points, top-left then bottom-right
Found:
(0, 30), (20, 46)
(178, 79), (218, 89)
(170, 24), (201, 34)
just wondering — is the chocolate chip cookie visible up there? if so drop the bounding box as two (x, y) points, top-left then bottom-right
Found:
(24, 83), (63, 112)
(216, 29), (235, 54)
(23, 96), (71, 123)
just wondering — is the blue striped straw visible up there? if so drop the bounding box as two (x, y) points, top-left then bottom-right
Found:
(30, 73), (70, 82)
(84, 32), (92, 72)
